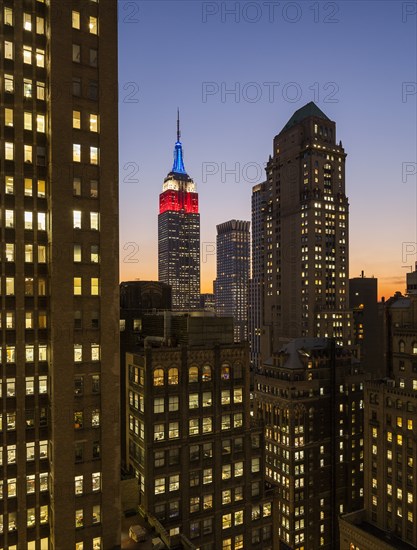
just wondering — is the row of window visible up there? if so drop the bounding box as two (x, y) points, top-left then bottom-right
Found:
(3, 109), (46, 132)
(0, 473), (48, 499)
(73, 210), (100, 229)
(150, 388), (243, 412)
(73, 277), (100, 296)
(152, 414), (244, 441)
(2, 209), (47, 229)
(72, 11), (98, 34)
(3, 243), (47, 263)
(74, 409), (100, 429)
(74, 472), (101, 494)
(2, 73), (45, 99)
(2, 175), (45, 196)
(0, 344), (47, 362)
(2, 440), (47, 464)
(73, 110), (99, 132)
(152, 363), (243, 386)
(3, 8), (45, 33)
(0, 409), (47, 431)
(1, 376), (47, 396)
(3, 41), (46, 66)
(75, 506), (101, 528)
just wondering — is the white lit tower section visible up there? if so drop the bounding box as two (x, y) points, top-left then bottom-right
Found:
(158, 113), (200, 310)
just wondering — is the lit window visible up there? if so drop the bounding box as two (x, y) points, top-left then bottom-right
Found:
(153, 369), (164, 386)
(74, 244), (82, 262)
(76, 509), (83, 528)
(74, 278), (82, 296)
(36, 16), (45, 34)
(189, 366), (199, 383)
(75, 475), (83, 495)
(92, 409), (100, 427)
(36, 114), (45, 132)
(23, 13), (32, 30)
(24, 145), (33, 163)
(72, 11), (80, 29)
(73, 144), (81, 162)
(89, 16), (98, 34)
(5, 142), (14, 160)
(90, 146), (99, 165)
(36, 48), (45, 67)
(90, 114), (99, 132)
(154, 477), (165, 494)
(4, 41), (14, 60)
(73, 210), (82, 228)
(168, 368), (179, 384)
(73, 110), (81, 129)
(5, 108), (13, 126)
(4, 7), (13, 25)
(91, 277), (99, 295)
(91, 245), (99, 263)
(90, 212), (99, 230)
(92, 472), (101, 492)
(38, 212), (46, 230)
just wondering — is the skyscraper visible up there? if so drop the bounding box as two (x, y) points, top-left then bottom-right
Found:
(158, 113), (200, 311)
(261, 102), (349, 356)
(255, 104), (365, 549)
(215, 220), (250, 342)
(0, 2), (120, 548)
(249, 182), (266, 369)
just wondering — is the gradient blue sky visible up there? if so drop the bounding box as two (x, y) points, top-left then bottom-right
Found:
(118, 0), (417, 298)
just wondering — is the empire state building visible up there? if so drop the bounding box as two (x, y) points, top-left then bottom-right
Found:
(158, 113), (200, 310)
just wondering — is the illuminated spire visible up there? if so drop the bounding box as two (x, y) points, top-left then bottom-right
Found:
(172, 108), (186, 175)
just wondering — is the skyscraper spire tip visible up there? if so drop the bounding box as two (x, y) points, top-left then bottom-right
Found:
(177, 108), (180, 142)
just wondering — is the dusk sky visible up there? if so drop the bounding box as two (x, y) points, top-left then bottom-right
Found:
(118, 0), (417, 298)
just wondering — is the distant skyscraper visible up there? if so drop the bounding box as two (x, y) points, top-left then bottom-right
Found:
(215, 220), (250, 342)
(158, 112), (200, 311)
(0, 2), (120, 548)
(261, 102), (349, 356)
(249, 182), (266, 368)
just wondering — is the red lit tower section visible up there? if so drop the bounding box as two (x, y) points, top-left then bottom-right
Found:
(158, 113), (201, 311)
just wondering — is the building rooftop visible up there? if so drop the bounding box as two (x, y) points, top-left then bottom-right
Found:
(279, 338), (329, 369)
(282, 101), (330, 131)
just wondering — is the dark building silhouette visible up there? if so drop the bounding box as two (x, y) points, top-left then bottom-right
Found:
(349, 272), (383, 377)
(200, 293), (215, 312)
(158, 113), (200, 311)
(340, 273), (417, 549)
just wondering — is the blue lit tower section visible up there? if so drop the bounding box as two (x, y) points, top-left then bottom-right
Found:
(158, 112), (200, 311)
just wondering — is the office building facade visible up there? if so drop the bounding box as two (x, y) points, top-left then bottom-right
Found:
(215, 220), (250, 342)
(0, 2), (120, 548)
(249, 183), (266, 369)
(261, 102), (349, 356)
(126, 318), (274, 550)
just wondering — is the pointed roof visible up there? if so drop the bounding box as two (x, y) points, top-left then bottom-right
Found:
(282, 101), (330, 132)
(172, 109), (187, 175)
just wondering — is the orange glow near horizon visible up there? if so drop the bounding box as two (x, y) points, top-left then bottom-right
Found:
(120, 259), (407, 302)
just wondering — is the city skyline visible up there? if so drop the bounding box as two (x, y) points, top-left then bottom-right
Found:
(118, 1), (417, 300)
